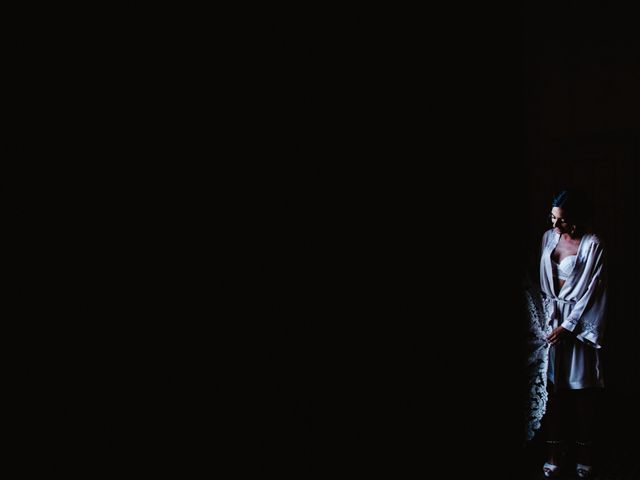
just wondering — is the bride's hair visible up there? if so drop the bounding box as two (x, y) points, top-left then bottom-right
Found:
(551, 188), (594, 230)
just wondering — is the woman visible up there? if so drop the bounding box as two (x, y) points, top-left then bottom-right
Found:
(537, 189), (607, 478)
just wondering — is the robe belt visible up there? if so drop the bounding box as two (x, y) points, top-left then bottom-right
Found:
(542, 294), (576, 325)
(550, 297), (576, 305)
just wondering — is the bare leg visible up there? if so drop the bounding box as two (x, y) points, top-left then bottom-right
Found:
(574, 388), (599, 466)
(542, 385), (569, 466)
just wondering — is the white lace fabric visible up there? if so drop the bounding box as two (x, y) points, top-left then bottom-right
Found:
(524, 288), (552, 441)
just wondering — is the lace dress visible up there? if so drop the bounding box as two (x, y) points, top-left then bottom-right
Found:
(524, 287), (552, 441)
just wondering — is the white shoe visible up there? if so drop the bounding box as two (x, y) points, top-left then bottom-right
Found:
(543, 462), (560, 478)
(576, 463), (593, 478)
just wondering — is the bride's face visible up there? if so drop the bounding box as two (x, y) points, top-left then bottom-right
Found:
(550, 207), (571, 234)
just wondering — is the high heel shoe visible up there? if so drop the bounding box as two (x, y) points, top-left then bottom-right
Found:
(543, 462), (560, 477)
(575, 439), (594, 478)
(576, 463), (593, 478)
(542, 440), (566, 478)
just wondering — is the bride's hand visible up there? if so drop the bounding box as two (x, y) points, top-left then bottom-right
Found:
(547, 326), (569, 346)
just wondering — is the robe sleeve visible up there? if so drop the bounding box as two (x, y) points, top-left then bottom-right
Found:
(560, 240), (606, 348)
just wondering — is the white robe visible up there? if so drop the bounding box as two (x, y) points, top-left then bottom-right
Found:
(539, 229), (607, 389)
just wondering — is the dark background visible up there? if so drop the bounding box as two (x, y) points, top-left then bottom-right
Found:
(267, 2), (639, 478)
(525, 3), (640, 399)
(4, 2), (637, 477)
(521, 2), (640, 476)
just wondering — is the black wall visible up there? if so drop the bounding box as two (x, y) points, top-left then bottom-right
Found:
(524, 1), (640, 457)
